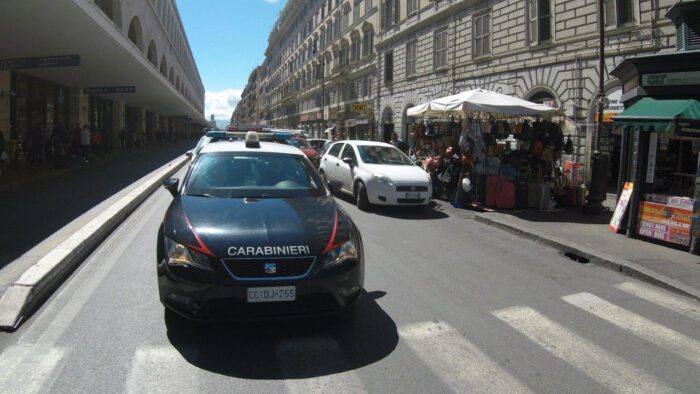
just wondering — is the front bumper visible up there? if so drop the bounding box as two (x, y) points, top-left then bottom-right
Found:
(366, 181), (432, 206)
(158, 260), (363, 320)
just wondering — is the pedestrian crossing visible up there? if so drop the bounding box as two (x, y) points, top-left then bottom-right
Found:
(0, 280), (698, 393)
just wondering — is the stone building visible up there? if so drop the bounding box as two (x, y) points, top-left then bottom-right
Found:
(375, 0), (678, 175)
(232, 67), (261, 126)
(0, 0), (206, 147)
(259, 0), (380, 139)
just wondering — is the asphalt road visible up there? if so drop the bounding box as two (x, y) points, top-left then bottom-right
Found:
(0, 166), (698, 393)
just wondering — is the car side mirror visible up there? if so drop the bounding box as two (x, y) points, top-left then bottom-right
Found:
(327, 180), (343, 194)
(342, 157), (355, 167)
(185, 150), (193, 158)
(162, 178), (179, 198)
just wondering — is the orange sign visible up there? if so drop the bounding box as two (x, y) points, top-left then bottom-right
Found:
(594, 111), (621, 123)
(609, 182), (634, 232)
(636, 201), (692, 246)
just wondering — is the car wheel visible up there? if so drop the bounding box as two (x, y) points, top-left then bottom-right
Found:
(355, 181), (369, 211)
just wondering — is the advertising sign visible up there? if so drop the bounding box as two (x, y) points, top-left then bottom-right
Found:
(351, 103), (368, 113)
(646, 132), (658, 184)
(0, 55), (80, 70)
(642, 71), (700, 87)
(609, 182), (634, 232)
(84, 86), (136, 94)
(636, 201), (692, 247)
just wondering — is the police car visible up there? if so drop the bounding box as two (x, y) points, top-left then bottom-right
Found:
(157, 131), (364, 319)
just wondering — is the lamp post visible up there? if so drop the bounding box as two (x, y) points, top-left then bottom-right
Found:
(584, 0), (611, 215)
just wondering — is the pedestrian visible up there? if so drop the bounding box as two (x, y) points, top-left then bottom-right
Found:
(52, 124), (67, 168)
(91, 127), (103, 158)
(119, 127), (126, 150)
(71, 123), (81, 159)
(42, 124), (52, 162)
(31, 124), (43, 167)
(80, 124), (91, 162)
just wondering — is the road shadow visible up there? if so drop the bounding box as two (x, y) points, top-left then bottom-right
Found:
(482, 208), (612, 225)
(165, 290), (398, 380)
(333, 193), (449, 220)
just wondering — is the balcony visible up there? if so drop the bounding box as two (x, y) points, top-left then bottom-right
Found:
(350, 53), (376, 72)
(330, 64), (350, 81)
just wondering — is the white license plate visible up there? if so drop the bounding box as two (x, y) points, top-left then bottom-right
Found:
(405, 192), (421, 199)
(246, 286), (296, 303)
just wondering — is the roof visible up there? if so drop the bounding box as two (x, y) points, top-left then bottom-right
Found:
(198, 140), (305, 155)
(613, 97), (700, 132)
(340, 140), (395, 148)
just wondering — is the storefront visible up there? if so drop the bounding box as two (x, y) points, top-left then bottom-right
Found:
(9, 71), (70, 141)
(608, 1), (700, 254)
(88, 95), (114, 148)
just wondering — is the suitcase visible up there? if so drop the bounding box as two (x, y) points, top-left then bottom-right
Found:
(496, 181), (516, 209)
(485, 175), (504, 208)
(516, 182), (529, 209)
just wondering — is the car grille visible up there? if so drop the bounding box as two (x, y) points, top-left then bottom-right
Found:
(396, 185), (428, 192)
(221, 257), (316, 280)
(397, 198), (425, 204)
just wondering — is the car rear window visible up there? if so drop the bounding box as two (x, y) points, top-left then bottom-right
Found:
(185, 152), (325, 198)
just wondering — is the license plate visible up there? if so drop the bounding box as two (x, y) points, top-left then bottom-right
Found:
(246, 286), (296, 303)
(405, 192), (421, 199)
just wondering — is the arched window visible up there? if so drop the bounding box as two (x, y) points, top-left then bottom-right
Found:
(127, 17), (143, 51)
(95, 0), (122, 28)
(147, 40), (158, 66)
(169, 68), (175, 84)
(160, 56), (167, 76)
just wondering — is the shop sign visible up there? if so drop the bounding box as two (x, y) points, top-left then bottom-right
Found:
(594, 87), (624, 123)
(84, 86), (136, 94)
(0, 55), (80, 70)
(642, 71), (700, 87)
(636, 201), (692, 246)
(351, 103), (368, 113)
(609, 182), (634, 232)
(646, 132), (658, 184)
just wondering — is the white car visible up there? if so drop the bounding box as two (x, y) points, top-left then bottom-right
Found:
(319, 140), (432, 210)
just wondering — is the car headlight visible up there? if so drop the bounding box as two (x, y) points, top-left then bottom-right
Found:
(372, 173), (394, 186)
(164, 237), (213, 271)
(323, 239), (358, 269)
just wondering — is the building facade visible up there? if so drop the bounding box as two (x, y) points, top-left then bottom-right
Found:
(0, 0), (206, 150)
(249, 0), (678, 172)
(232, 67), (261, 126)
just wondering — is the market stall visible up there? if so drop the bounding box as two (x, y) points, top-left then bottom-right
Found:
(612, 97), (700, 252)
(406, 90), (582, 210)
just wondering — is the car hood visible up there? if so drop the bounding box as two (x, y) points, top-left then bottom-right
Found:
(362, 164), (430, 183)
(164, 195), (352, 258)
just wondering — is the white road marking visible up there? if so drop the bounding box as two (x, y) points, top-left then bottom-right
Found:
(276, 337), (367, 394)
(615, 282), (700, 321)
(493, 306), (678, 394)
(398, 321), (531, 393)
(0, 343), (66, 394)
(563, 292), (700, 365)
(126, 346), (201, 394)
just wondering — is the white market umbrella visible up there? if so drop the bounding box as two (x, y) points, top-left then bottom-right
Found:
(436, 89), (559, 116)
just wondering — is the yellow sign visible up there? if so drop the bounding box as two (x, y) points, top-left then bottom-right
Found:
(351, 103), (368, 113)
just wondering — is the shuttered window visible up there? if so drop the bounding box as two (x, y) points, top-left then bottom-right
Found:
(528, 0), (552, 45)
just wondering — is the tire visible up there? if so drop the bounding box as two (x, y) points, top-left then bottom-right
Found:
(355, 181), (369, 211)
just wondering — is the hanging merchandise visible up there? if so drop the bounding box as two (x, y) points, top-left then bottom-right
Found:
(564, 134), (574, 154)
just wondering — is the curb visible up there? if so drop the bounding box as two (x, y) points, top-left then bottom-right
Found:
(473, 213), (700, 302)
(0, 155), (190, 331)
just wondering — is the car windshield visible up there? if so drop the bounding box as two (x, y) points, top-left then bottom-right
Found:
(294, 139), (312, 148)
(357, 145), (414, 165)
(185, 152), (325, 198)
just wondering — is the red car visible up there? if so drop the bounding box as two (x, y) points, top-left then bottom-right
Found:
(291, 136), (321, 168)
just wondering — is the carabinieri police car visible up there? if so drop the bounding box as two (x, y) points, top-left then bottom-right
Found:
(157, 131), (364, 319)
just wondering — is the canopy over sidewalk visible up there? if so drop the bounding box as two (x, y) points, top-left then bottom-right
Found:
(406, 89), (559, 117)
(613, 97), (700, 133)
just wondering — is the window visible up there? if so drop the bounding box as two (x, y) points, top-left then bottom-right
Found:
(406, 40), (417, 76)
(606, 0), (636, 27)
(363, 29), (374, 57)
(385, 51), (394, 82)
(473, 12), (491, 58)
(343, 9), (350, 31)
(528, 0), (552, 45)
(407, 0), (418, 16)
(382, 0), (399, 29)
(434, 28), (448, 68)
(354, 0), (361, 22)
(341, 145), (357, 162)
(328, 142), (344, 157)
(351, 37), (360, 61)
(366, 0), (373, 14)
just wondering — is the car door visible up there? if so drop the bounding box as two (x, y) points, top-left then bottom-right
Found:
(322, 142), (344, 182)
(338, 144), (357, 193)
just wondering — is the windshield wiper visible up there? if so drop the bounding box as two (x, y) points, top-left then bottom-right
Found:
(186, 193), (215, 198)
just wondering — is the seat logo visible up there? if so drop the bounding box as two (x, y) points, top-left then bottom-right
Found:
(264, 263), (277, 274)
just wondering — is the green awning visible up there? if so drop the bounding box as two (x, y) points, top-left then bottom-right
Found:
(613, 98), (700, 132)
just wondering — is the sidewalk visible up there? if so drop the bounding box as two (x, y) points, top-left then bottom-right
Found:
(472, 196), (700, 300)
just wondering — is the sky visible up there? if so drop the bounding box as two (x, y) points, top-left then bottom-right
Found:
(177, 0), (288, 124)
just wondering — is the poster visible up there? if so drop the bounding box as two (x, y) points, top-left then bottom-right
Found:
(636, 201), (692, 247)
(646, 132), (658, 184)
(609, 182), (634, 232)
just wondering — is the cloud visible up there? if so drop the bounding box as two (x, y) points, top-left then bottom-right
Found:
(205, 89), (243, 121)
